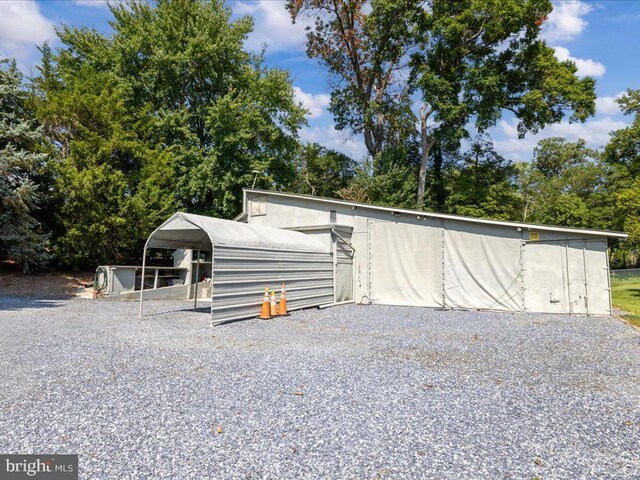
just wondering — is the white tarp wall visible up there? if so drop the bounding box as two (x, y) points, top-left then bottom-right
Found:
(443, 222), (523, 311)
(369, 220), (610, 315)
(243, 191), (619, 316)
(369, 221), (443, 307)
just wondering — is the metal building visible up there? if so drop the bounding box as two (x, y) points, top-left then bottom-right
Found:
(235, 189), (627, 316)
(138, 212), (334, 323)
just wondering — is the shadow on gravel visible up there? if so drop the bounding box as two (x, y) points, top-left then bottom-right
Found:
(139, 303), (213, 318)
(0, 296), (66, 311)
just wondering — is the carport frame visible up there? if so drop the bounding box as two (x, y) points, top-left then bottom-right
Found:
(138, 216), (215, 320)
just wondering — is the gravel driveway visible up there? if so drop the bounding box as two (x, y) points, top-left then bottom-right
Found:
(1, 297), (639, 479)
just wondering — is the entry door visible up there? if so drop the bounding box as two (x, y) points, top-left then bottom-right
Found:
(334, 232), (354, 302)
(524, 240), (604, 315)
(523, 242), (569, 313)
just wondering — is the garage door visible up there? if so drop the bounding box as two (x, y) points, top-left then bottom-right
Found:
(368, 221), (443, 307)
(523, 239), (610, 315)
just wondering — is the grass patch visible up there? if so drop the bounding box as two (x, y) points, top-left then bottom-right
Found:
(610, 275), (640, 328)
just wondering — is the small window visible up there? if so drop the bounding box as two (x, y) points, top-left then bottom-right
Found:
(329, 209), (337, 224)
(250, 195), (267, 216)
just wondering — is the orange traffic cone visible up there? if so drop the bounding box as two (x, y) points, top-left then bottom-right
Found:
(278, 283), (289, 316)
(270, 290), (278, 316)
(259, 288), (271, 319)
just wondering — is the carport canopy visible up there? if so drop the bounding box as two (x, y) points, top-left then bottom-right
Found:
(139, 212), (329, 318)
(146, 212), (328, 252)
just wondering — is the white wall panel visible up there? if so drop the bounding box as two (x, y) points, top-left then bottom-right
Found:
(368, 221), (443, 307)
(443, 222), (523, 311)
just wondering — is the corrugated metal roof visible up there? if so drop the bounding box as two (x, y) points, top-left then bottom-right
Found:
(243, 189), (628, 240)
(147, 212), (328, 252)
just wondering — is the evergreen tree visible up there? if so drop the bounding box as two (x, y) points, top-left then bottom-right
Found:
(36, 0), (306, 267)
(0, 59), (51, 272)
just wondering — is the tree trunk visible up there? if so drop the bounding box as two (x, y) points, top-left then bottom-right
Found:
(417, 103), (435, 203)
(363, 86), (386, 159)
(363, 127), (380, 158)
(432, 145), (445, 210)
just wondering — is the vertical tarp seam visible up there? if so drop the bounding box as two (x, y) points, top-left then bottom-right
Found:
(605, 239), (613, 315)
(441, 219), (446, 308)
(564, 243), (573, 314)
(582, 240), (590, 316)
(519, 233), (525, 311)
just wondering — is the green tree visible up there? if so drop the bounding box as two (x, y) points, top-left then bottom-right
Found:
(37, 0), (306, 267)
(105, 0), (306, 217)
(411, 0), (596, 202)
(516, 137), (612, 228)
(36, 57), (177, 268)
(604, 90), (640, 253)
(287, 0), (417, 159)
(293, 143), (356, 198)
(338, 142), (419, 208)
(0, 59), (51, 272)
(444, 136), (521, 220)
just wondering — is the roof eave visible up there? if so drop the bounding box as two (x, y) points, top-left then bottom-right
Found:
(243, 188), (628, 240)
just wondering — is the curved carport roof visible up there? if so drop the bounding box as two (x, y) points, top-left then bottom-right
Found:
(146, 212), (327, 252)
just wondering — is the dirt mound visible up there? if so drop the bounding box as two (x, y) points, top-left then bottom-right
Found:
(0, 270), (94, 299)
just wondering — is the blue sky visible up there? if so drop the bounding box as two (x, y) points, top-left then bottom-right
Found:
(1, 0), (639, 162)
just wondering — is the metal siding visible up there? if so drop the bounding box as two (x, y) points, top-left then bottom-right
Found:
(211, 245), (334, 324)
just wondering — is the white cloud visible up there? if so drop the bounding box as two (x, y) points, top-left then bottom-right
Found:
(234, 1), (311, 53)
(73, 0), (109, 8)
(543, 1), (592, 42)
(0, 1), (55, 62)
(300, 125), (368, 159)
(595, 93), (624, 115)
(492, 116), (629, 161)
(293, 87), (330, 118)
(553, 46), (605, 77)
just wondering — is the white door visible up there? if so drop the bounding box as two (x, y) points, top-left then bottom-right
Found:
(583, 240), (611, 315)
(524, 239), (610, 315)
(523, 242), (568, 313)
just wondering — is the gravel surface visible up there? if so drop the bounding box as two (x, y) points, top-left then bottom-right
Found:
(1, 297), (639, 479)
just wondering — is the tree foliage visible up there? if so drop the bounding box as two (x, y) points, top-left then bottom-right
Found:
(411, 0), (596, 202)
(444, 136), (520, 221)
(516, 137), (612, 228)
(604, 90), (640, 252)
(34, 0), (306, 267)
(36, 45), (177, 268)
(338, 142), (420, 208)
(287, 0), (417, 158)
(0, 60), (50, 272)
(293, 143), (356, 198)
